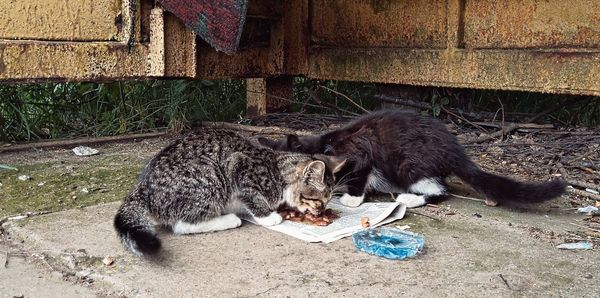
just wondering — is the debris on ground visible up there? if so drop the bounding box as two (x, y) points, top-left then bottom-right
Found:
(102, 256), (114, 266)
(577, 206), (599, 215)
(360, 216), (370, 228)
(557, 241), (593, 250)
(72, 146), (99, 156)
(0, 164), (18, 171)
(17, 175), (31, 181)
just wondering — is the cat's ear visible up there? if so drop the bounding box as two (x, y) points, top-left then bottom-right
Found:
(303, 160), (326, 182)
(258, 137), (279, 149)
(286, 135), (303, 151)
(314, 154), (347, 174)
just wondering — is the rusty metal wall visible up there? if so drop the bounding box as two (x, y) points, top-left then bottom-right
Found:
(306, 0), (600, 96)
(0, 0), (123, 41)
(463, 0), (600, 49)
(0, 0), (199, 82)
(1, 0), (599, 96)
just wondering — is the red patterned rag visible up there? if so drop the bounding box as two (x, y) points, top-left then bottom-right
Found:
(159, 0), (248, 54)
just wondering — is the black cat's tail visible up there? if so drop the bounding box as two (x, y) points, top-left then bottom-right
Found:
(114, 196), (161, 256)
(453, 163), (566, 204)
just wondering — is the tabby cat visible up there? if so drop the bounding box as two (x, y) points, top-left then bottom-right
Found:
(114, 128), (345, 256)
(259, 110), (566, 208)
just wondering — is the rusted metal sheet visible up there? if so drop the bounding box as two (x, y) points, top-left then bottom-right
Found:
(2, 0), (599, 98)
(464, 0), (600, 49)
(307, 48), (600, 96)
(0, 0), (123, 41)
(282, 0), (309, 75)
(164, 13), (197, 77)
(0, 41), (149, 82)
(148, 5), (165, 76)
(196, 46), (273, 79)
(311, 0), (448, 48)
(303, 0), (600, 96)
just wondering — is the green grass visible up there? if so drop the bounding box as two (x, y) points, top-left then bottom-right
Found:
(424, 87), (600, 126)
(1, 78), (598, 143)
(0, 79), (246, 142)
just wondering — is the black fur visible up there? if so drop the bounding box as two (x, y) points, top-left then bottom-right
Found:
(114, 198), (161, 256)
(259, 110), (566, 205)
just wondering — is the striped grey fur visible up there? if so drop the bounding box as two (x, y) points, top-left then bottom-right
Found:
(114, 128), (344, 256)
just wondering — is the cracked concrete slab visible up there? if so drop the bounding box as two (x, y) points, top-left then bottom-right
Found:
(2, 197), (597, 297)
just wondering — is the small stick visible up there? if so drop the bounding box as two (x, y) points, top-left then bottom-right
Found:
(318, 85), (370, 113)
(566, 180), (600, 192)
(449, 193), (485, 202)
(498, 274), (511, 290)
(201, 122), (314, 136)
(442, 108), (489, 134)
(497, 98), (506, 139)
(407, 210), (441, 221)
(566, 187), (600, 201)
(570, 222), (600, 233)
(0, 131), (169, 153)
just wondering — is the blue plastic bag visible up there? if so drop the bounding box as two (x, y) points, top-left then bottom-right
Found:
(352, 227), (425, 260)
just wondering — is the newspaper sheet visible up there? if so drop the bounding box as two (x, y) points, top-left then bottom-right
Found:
(244, 199), (407, 243)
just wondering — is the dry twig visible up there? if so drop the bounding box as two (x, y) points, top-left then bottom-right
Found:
(0, 131), (169, 153)
(567, 179), (600, 191)
(570, 222), (600, 233)
(318, 85), (370, 113)
(201, 122), (314, 136)
(449, 193), (485, 202)
(407, 210), (441, 221)
(566, 187), (600, 201)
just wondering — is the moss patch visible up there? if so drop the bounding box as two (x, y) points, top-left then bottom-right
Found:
(0, 155), (147, 218)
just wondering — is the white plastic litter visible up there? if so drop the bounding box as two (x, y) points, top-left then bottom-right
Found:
(577, 206), (599, 215)
(17, 175), (31, 181)
(72, 146), (99, 156)
(584, 188), (599, 195)
(557, 241), (593, 250)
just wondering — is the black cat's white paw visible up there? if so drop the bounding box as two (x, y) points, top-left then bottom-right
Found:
(395, 193), (427, 208)
(339, 194), (365, 207)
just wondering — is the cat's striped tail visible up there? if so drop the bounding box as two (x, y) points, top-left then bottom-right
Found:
(114, 197), (161, 256)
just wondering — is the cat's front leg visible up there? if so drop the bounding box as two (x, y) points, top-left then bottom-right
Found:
(253, 212), (283, 227)
(234, 189), (282, 227)
(396, 177), (447, 208)
(337, 168), (370, 208)
(339, 193), (366, 207)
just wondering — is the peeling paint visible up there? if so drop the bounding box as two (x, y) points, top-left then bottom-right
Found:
(0, 0), (123, 41)
(308, 47), (600, 96)
(0, 41), (149, 82)
(311, 0), (448, 48)
(0, 0), (599, 96)
(464, 0), (600, 49)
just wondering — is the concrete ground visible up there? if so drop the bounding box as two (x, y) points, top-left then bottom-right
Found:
(0, 138), (598, 297)
(1, 198), (598, 297)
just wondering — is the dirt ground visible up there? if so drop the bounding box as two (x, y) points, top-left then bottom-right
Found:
(0, 120), (599, 297)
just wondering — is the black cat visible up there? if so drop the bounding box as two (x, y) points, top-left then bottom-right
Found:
(259, 110), (566, 208)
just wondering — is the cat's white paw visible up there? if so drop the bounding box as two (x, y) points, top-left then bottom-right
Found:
(253, 212), (283, 226)
(339, 193), (365, 207)
(395, 193), (426, 208)
(223, 213), (243, 228)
